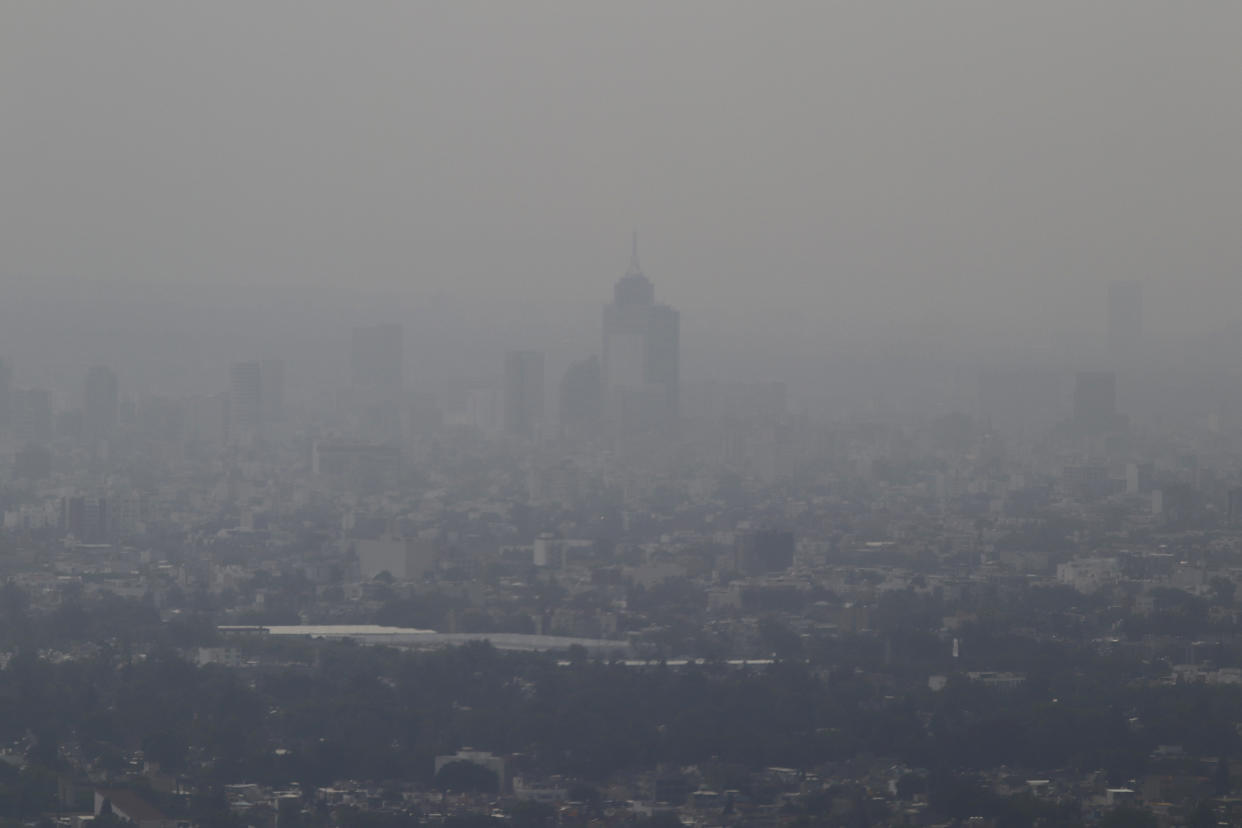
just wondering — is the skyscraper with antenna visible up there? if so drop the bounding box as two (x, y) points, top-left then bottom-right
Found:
(601, 233), (679, 436)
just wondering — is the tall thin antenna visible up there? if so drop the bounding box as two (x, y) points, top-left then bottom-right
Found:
(628, 230), (641, 275)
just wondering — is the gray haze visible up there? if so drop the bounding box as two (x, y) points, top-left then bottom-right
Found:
(9, 9), (1242, 815)
(3, 2), (1242, 397)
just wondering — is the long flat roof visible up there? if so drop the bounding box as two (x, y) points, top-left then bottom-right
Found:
(217, 625), (628, 653)
(219, 624), (437, 636)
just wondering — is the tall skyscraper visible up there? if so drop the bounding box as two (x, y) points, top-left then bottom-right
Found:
(82, 365), (119, 449)
(503, 350), (545, 439)
(351, 324), (404, 392)
(601, 234), (679, 435)
(63, 495), (110, 543)
(1107, 281), (1142, 365)
(228, 362), (263, 445)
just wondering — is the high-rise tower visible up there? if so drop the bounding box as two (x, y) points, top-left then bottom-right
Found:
(228, 362), (263, 446)
(601, 234), (679, 435)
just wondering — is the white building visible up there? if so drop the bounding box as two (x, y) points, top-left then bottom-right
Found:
(1056, 557), (1120, 594)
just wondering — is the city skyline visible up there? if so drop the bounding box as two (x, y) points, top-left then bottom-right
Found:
(5, 3), (1242, 347)
(2, 5), (1242, 823)
(2, 238), (1241, 438)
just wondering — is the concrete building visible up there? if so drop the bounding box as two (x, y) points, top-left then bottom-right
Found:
(460, 387), (501, 434)
(1062, 463), (1112, 501)
(312, 441), (401, 491)
(63, 495), (109, 543)
(734, 528), (795, 575)
(602, 234), (679, 436)
(109, 491), (144, 538)
(1126, 462), (1154, 495)
(1056, 557), (1120, 594)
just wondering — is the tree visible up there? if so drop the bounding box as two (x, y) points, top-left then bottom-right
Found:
(509, 799), (555, 828)
(277, 796), (303, 828)
(757, 617), (803, 659)
(1188, 800), (1217, 828)
(143, 729), (188, 772)
(567, 783), (602, 818)
(895, 773), (925, 800)
(92, 798), (133, 828)
(645, 813), (683, 828)
(190, 786), (243, 828)
(1211, 577), (1237, 606)
(1099, 806), (1157, 828)
(433, 761), (498, 794)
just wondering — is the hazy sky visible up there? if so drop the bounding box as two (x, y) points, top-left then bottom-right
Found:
(4, 2), (1242, 362)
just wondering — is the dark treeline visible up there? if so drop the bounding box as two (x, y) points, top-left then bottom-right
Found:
(4, 579), (1242, 826)
(3, 636), (1241, 791)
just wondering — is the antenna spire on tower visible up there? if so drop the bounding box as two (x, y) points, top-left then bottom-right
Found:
(628, 230), (642, 275)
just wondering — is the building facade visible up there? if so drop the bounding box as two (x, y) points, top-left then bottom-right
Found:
(601, 235), (679, 436)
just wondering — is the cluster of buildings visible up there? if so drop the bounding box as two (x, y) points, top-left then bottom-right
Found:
(7, 262), (1242, 825)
